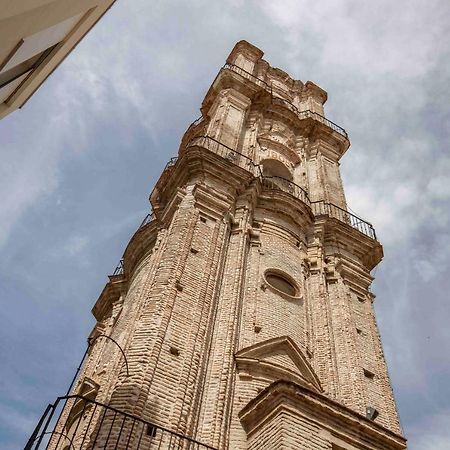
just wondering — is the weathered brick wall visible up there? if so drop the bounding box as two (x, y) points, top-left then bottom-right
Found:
(240, 222), (306, 351)
(247, 409), (331, 450)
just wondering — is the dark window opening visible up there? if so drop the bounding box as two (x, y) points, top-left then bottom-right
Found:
(265, 271), (297, 297)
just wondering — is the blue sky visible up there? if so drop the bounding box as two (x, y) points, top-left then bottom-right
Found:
(1, 1), (449, 449)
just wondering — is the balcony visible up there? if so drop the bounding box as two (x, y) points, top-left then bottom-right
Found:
(261, 176), (310, 207)
(139, 212), (155, 229)
(222, 63), (348, 139)
(187, 135), (261, 177)
(311, 200), (377, 240)
(160, 136), (377, 241)
(222, 62), (270, 90)
(270, 96), (348, 139)
(25, 395), (216, 450)
(112, 259), (124, 276)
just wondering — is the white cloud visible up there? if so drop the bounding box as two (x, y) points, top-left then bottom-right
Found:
(63, 235), (89, 257)
(409, 410), (450, 450)
(257, 0), (448, 77)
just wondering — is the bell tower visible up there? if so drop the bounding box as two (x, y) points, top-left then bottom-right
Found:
(29, 41), (407, 450)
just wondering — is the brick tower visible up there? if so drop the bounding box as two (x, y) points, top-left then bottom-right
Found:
(30, 41), (407, 450)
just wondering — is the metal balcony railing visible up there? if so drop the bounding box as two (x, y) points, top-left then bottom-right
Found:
(261, 176), (311, 206)
(187, 135), (261, 176)
(113, 259), (124, 276)
(139, 212), (155, 229)
(187, 116), (204, 132)
(222, 63), (270, 90)
(270, 96), (348, 138)
(164, 156), (178, 170)
(25, 395), (216, 450)
(222, 64), (348, 139)
(312, 201), (377, 240)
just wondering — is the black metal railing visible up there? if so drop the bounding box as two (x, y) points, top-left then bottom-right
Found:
(164, 156), (178, 170)
(222, 63), (270, 89)
(261, 176), (310, 206)
(113, 259), (124, 276)
(271, 96), (348, 138)
(25, 395), (216, 450)
(139, 212), (155, 229)
(187, 135), (261, 176)
(305, 110), (348, 138)
(222, 64), (348, 139)
(187, 116), (204, 131)
(312, 201), (376, 240)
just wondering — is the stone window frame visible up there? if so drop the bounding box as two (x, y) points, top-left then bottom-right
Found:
(262, 268), (302, 301)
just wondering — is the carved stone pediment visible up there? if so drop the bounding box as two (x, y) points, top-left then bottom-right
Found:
(235, 336), (322, 393)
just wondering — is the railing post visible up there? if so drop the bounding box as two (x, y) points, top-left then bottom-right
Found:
(24, 404), (53, 450)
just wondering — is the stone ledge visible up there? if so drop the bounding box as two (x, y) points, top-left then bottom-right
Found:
(239, 380), (406, 450)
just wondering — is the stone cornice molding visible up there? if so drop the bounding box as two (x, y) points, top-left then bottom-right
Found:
(313, 216), (383, 271)
(256, 188), (313, 232)
(122, 219), (158, 281)
(239, 380), (406, 450)
(192, 183), (234, 220)
(151, 148), (256, 218)
(335, 257), (375, 294)
(309, 134), (349, 162)
(92, 277), (127, 322)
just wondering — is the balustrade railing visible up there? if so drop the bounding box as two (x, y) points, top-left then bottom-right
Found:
(164, 156), (178, 170)
(305, 110), (348, 138)
(113, 259), (124, 276)
(222, 63), (270, 89)
(312, 201), (376, 240)
(139, 212), (155, 229)
(222, 64), (347, 139)
(25, 395), (216, 450)
(187, 116), (204, 131)
(187, 135), (261, 176)
(271, 96), (348, 138)
(261, 176), (310, 206)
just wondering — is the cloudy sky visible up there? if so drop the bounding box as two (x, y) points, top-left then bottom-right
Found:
(1, 0), (449, 448)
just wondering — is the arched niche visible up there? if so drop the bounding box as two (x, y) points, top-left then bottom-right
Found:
(261, 158), (292, 180)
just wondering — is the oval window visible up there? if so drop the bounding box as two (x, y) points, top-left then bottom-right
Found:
(265, 271), (298, 297)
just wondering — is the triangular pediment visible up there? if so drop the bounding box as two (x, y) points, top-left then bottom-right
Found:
(235, 336), (322, 393)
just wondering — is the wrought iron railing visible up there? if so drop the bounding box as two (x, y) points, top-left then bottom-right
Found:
(261, 176), (311, 206)
(270, 96), (348, 138)
(139, 212), (155, 229)
(181, 116), (208, 149)
(187, 116), (204, 131)
(222, 64), (348, 139)
(222, 63), (270, 89)
(164, 156), (178, 170)
(113, 259), (124, 276)
(25, 395), (216, 450)
(312, 201), (376, 240)
(187, 135), (261, 176)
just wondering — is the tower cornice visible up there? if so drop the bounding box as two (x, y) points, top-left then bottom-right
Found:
(238, 381), (407, 450)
